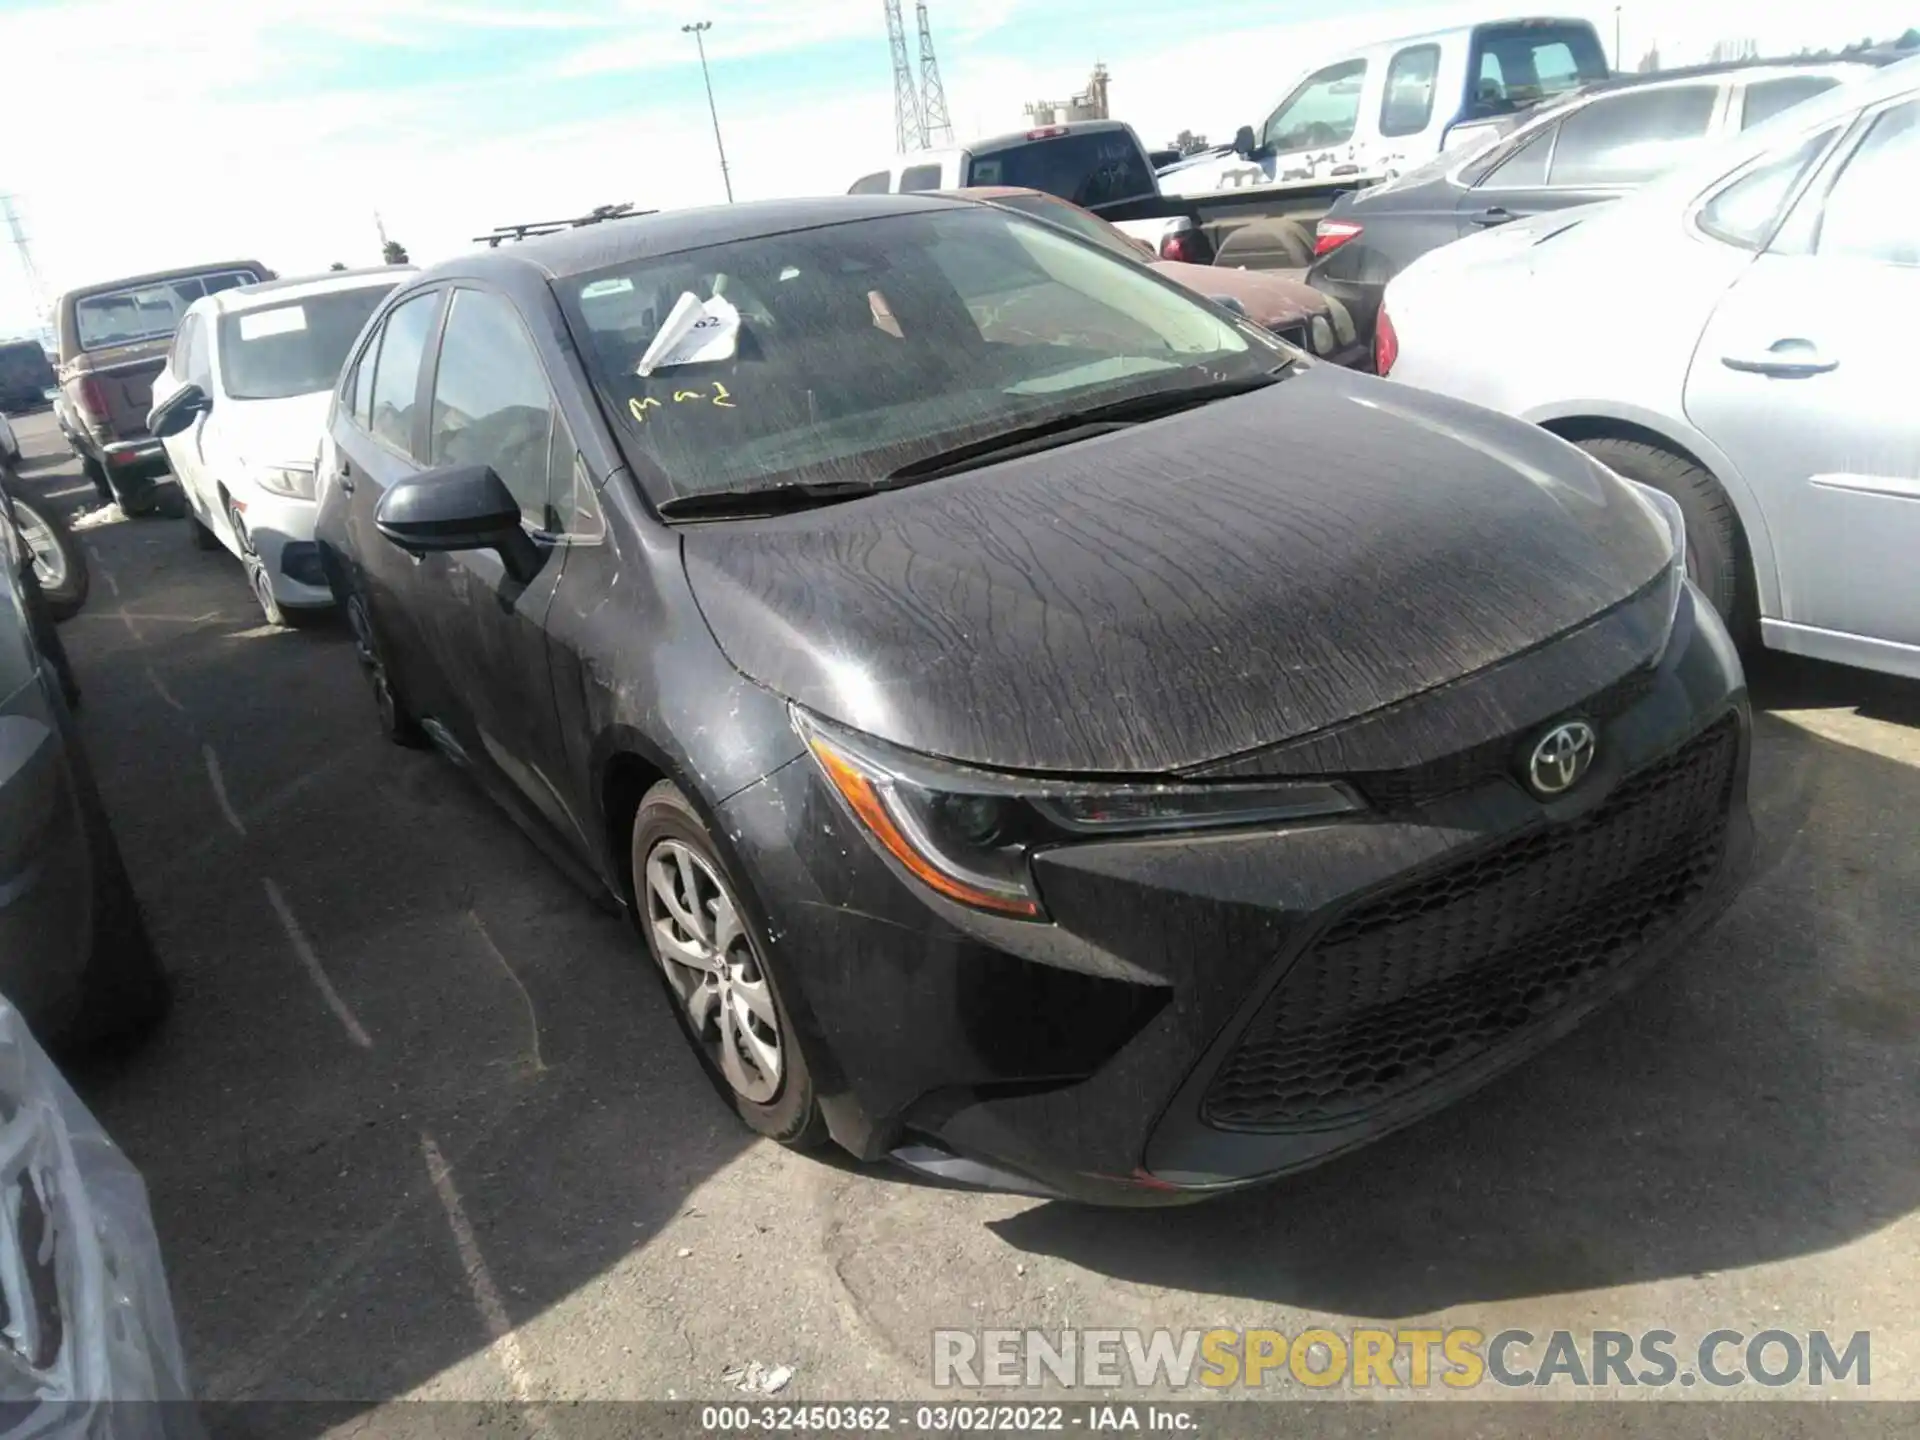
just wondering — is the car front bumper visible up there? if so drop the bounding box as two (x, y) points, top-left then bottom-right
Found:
(719, 581), (1752, 1205)
(233, 491), (333, 609)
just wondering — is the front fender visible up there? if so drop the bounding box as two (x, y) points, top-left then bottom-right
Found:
(1522, 398), (1779, 619)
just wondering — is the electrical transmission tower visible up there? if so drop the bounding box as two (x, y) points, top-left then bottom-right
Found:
(1, 195), (50, 322)
(916, 3), (954, 147)
(885, 0), (925, 153)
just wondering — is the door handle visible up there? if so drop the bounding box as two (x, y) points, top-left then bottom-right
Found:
(1721, 342), (1838, 378)
(1469, 206), (1514, 227)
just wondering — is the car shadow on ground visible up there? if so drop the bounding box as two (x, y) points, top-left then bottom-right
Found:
(989, 658), (1920, 1317)
(22, 446), (757, 1435)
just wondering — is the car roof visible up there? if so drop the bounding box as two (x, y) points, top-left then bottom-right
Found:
(1345, 14), (1594, 57)
(420, 194), (966, 284)
(180, 266), (416, 323)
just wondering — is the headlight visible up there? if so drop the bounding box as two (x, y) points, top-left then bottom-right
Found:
(255, 464), (316, 500)
(794, 708), (1362, 921)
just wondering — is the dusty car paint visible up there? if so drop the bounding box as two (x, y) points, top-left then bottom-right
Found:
(315, 194), (1752, 1204)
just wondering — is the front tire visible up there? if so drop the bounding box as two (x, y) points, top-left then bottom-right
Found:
(1576, 437), (1747, 629)
(187, 507), (221, 551)
(631, 781), (828, 1148)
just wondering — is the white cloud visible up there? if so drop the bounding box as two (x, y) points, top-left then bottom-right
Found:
(2, 0), (1915, 338)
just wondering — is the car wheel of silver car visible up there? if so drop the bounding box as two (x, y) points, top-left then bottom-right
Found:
(631, 781), (828, 1148)
(1576, 437), (1748, 633)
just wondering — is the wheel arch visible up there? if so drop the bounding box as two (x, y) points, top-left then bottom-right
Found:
(1526, 401), (1779, 621)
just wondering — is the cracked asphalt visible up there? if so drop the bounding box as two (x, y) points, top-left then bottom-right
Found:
(9, 410), (1918, 1435)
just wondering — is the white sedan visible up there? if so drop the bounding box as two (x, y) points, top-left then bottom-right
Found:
(149, 268), (412, 626)
(1377, 57), (1920, 682)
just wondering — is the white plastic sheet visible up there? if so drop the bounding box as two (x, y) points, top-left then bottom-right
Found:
(0, 1002), (199, 1437)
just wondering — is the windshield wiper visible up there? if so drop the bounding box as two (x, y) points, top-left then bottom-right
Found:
(657, 479), (885, 520)
(886, 368), (1291, 484)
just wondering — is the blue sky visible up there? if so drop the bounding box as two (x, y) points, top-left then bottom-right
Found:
(2, 0), (1914, 337)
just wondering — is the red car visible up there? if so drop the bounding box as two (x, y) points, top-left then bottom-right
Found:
(948, 186), (1366, 366)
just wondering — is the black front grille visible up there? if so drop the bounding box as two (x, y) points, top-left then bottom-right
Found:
(1203, 717), (1738, 1133)
(1348, 666), (1657, 813)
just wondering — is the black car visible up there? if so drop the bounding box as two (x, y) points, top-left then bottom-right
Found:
(314, 194), (1752, 1204)
(1308, 57), (1883, 357)
(0, 342), (57, 416)
(0, 479), (170, 1050)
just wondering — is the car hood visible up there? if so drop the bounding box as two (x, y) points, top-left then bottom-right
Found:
(219, 391), (333, 471)
(681, 365), (1673, 775)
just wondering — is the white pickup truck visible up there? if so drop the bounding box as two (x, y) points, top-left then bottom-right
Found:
(1157, 17), (1611, 198)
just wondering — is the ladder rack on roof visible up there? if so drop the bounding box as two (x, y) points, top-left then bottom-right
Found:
(473, 203), (657, 247)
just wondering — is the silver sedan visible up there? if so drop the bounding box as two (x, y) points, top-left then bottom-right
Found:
(1377, 56), (1920, 681)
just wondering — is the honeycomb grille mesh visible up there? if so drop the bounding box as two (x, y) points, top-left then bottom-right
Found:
(1203, 717), (1738, 1133)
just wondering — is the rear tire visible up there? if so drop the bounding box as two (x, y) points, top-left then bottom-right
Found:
(344, 589), (427, 748)
(187, 508), (221, 551)
(1576, 437), (1748, 631)
(6, 488), (89, 621)
(631, 781), (829, 1150)
(81, 454), (113, 503)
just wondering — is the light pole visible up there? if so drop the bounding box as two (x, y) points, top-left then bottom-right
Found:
(1614, 7), (1623, 70)
(683, 21), (734, 203)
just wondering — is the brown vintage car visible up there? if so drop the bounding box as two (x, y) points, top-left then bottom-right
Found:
(946, 186), (1363, 365)
(55, 259), (273, 511)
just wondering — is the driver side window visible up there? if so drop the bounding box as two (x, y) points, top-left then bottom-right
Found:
(1261, 60), (1367, 154)
(428, 290), (559, 529)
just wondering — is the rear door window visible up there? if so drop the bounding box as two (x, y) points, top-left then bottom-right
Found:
(899, 164), (944, 192)
(1260, 60), (1367, 153)
(1741, 75), (1841, 131)
(967, 132), (1155, 208)
(367, 292), (439, 457)
(1469, 23), (1609, 117)
(849, 172), (892, 195)
(1380, 45), (1443, 138)
(1808, 99), (1919, 265)
(1473, 122), (1553, 188)
(1546, 85), (1720, 187)
(1696, 127), (1841, 250)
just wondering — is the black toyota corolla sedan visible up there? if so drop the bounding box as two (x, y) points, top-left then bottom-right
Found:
(314, 194), (1752, 1204)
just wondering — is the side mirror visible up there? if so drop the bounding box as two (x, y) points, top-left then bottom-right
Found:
(1233, 125), (1258, 158)
(1208, 295), (1250, 318)
(374, 464), (542, 584)
(148, 381), (210, 439)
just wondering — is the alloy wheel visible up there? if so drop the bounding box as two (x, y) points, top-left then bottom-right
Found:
(345, 594), (399, 732)
(644, 839), (783, 1104)
(13, 501), (67, 592)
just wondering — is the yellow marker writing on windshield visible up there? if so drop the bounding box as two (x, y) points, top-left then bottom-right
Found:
(630, 397), (662, 425)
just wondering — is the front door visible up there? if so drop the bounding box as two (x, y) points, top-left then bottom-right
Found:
(415, 286), (579, 842)
(1684, 96), (1920, 663)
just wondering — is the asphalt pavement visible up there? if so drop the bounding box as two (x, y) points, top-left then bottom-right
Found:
(10, 410), (1919, 1435)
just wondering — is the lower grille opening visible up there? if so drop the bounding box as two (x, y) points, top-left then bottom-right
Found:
(1203, 717), (1738, 1134)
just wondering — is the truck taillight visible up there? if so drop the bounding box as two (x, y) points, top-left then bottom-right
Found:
(76, 376), (111, 421)
(1160, 231), (1198, 263)
(1373, 306), (1399, 377)
(1025, 125), (1069, 141)
(1314, 219), (1363, 257)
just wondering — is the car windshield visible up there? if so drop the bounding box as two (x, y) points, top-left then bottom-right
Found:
(560, 205), (1273, 504)
(217, 286), (395, 401)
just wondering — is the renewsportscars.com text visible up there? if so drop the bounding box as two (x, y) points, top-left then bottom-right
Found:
(932, 1327), (1872, 1391)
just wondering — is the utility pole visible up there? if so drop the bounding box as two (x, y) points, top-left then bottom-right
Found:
(885, 0), (925, 153)
(2, 195), (50, 328)
(1614, 7), (1623, 70)
(683, 21), (734, 203)
(916, 2), (954, 147)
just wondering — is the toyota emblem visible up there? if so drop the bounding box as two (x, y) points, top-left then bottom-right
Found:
(1526, 721), (1597, 797)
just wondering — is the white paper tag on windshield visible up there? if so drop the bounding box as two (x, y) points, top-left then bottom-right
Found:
(636, 291), (740, 377)
(238, 306), (307, 340)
